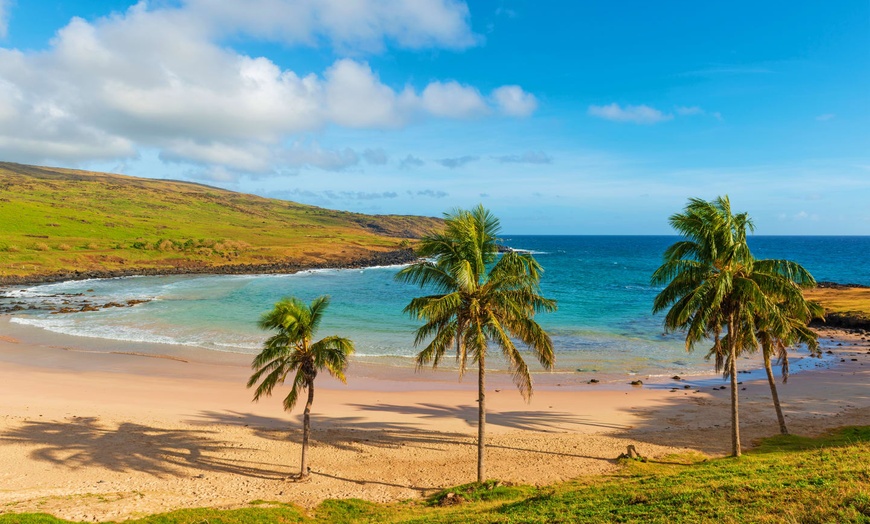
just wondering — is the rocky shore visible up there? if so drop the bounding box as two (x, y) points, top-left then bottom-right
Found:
(0, 248), (418, 287)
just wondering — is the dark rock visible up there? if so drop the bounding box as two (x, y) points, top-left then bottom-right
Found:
(0, 249), (420, 286)
(630, 380), (643, 386)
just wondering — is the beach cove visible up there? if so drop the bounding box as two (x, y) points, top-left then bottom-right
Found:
(1, 234), (869, 520)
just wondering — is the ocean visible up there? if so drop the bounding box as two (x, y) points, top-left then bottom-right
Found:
(4, 236), (868, 379)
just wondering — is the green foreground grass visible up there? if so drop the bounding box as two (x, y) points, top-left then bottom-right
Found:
(0, 162), (441, 278)
(2, 427), (868, 524)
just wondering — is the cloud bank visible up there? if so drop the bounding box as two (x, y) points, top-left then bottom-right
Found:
(0, 1), (536, 174)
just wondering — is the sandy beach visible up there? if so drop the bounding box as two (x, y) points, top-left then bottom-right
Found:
(0, 320), (868, 522)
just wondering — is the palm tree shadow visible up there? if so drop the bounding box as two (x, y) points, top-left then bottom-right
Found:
(190, 408), (623, 463)
(189, 409), (472, 453)
(608, 372), (870, 456)
(0, 417), (290, 479)
(348, 402), (632, 432)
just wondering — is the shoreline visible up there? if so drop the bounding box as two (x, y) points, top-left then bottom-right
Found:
(0, 314), (839, 391)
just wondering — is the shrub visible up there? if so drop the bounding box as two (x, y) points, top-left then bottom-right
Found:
(57, 243), (72, 251)
(32, 242), (50, 251)
(156, 239), (176, 252)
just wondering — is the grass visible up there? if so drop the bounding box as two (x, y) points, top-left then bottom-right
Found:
(1, 427), (867, 523)
(805, 287), (870, 315)
(805, 287), (870, 328)
(0, 162), (441, 278)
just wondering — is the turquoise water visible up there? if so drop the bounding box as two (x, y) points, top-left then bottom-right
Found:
(5, 236), (868, 376)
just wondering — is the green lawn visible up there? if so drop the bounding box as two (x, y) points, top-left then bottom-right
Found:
(2, 427), (867, 523)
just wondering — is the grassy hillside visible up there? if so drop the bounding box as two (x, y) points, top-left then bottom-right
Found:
(1, 426), (867, 523)
(0, 162), (442, 280)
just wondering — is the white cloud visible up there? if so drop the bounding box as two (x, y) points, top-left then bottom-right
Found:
(323, 59), (412, 128)
(588, 103), (673, 124)
(816, 113), (835, 121)
(160, 140), (274, 173)
(0, 0), (9, 39)
(282, 142), (360, 171)
(421, 81), (488, 118)
(0, 2), (534, 172)
(492, 85), (537, 117)
(184, 0), (479, 53)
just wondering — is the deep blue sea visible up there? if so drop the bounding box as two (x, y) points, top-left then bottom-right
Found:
(5, 236), (868, 377)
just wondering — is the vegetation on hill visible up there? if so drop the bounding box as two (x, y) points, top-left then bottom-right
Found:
(0, 162), (442, 281)
(805, 285), (870, 330)
(1, 426), (867, 523)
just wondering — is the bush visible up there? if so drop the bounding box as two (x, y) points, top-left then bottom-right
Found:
(56, 244), (71, 251)
(32, 242), (50, 251)
(156, 239), (176, 252)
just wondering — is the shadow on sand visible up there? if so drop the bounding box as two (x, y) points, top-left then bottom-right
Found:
(347, 402), (632, 432)
(608, 369), (870, 456)
(0, 416), (290, 479)
(191, 405), (621, 464)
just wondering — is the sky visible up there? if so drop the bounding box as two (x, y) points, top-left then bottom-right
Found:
(0, 1), (868, 234)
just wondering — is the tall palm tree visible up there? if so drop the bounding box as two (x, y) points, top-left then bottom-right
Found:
(247, 295), (354, 480)
(652, 196), (815, 456)
(396, 205), (556, 482)
(755, 298), (823, 434)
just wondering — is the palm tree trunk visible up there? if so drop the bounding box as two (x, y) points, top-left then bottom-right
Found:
(729, 342), (741, 457)
(300, 380), (314, 479)
(729, 314), (741, 457)
(477, 350), (486, 483)
(764, 352), (789, 435)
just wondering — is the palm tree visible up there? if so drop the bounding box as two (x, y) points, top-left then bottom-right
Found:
(396, 205), (556, 482)
(755, 298), (823, 434)
(652, 196), (816, 456)
(247, 295), (354, 480)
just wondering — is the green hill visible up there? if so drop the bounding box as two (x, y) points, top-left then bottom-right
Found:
(0, 162), (441, 282)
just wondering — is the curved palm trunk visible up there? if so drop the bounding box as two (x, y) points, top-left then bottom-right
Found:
(300, 380), (314, 479)
(763, 352), (789, 435)
(477, 350), (486, 483)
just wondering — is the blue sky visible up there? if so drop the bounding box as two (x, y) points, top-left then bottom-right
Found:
(0, 1), (867, 234)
